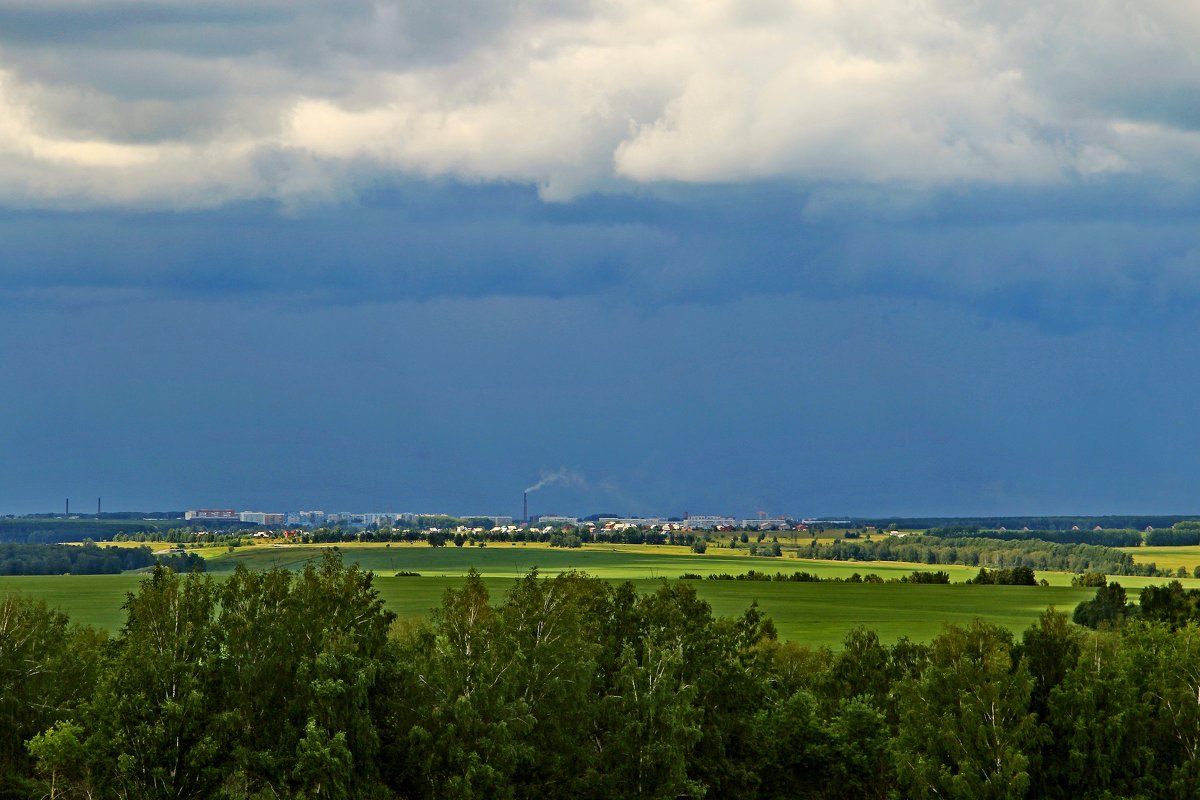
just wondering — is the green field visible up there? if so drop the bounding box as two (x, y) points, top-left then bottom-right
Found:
(0, 541), (1186, 647)
(194, 541), (991, 580)
(1119, 544), (1200, 572)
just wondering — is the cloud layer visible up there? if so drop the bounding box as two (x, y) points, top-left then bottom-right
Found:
(1, 0), (1198, 206)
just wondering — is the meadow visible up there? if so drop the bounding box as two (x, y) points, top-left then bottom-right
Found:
(0, 540), (1151, 646)
(1119, 544), (1200, 572)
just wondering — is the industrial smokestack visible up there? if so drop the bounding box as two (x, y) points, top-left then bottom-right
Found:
(65, 498), (69, 516)
(98, 497), (101, 517)
(523, 491), (528, 524)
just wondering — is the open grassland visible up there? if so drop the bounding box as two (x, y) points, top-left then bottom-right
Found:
(3, 541), (1194, 648)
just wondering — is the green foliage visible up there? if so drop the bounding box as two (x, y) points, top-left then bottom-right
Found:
(893, 621), (1039, 799)
(1072, 582), (1137, 629)
(0, 518), (177, 544)
(1071, 571), (1108, 587)
(1146, 527), (1200, 546)
(807, 535), (1148, 575)
(10, 562), (1200, 799)
(0, 595), (104, 796)
(548, 531), (582, 548)
(966, 566), (1038, 585)
(1137, 580), (1200, 629)
(24, 554), (396, 800)
(926, 527), (1143, 547)
(0, 542), (203, 575)
(903, 571), (951, 584)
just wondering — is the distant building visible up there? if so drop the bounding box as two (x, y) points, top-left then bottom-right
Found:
(598, 517), (665, 528)
(360, 513), (399, 527)
(683, 515), (736, 530)
(463, 515), (514, 527)
(535, 515), (579, 525)
(239, 511), (285, 526)
(185, 509), (238, 521)
(739, 517), (791, 530)
(286, 511), (327, 526)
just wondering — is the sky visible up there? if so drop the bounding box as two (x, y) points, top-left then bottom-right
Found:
(2, 0), (1200, 518)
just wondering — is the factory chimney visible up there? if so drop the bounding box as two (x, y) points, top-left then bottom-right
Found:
(523, 491), (528, 524)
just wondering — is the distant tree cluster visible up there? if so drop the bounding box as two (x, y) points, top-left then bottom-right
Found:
(965, 566), (1039, 585)
(0, 542), (202, 575)
(702, 570), (958, 584)
(1075, 578), (1200, 632)
(806, 535), (1154, 575)
(1144, 522), (1200, 547)
(0, 519), (171, 544)
(4, 560), (1200, 798)
(870, 515), (1197, 531)
(925, 527), (1143, 548)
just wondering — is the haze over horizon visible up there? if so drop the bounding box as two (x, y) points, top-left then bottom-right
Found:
(3, 1), (1200, 518)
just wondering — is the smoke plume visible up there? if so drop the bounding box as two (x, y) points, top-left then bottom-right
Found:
(526, 468), (587, 493)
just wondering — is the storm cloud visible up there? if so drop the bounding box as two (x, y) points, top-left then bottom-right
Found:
(2, 2), (1199, 515)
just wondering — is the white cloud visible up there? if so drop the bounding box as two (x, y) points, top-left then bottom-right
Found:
(0, 0), (1198, 206)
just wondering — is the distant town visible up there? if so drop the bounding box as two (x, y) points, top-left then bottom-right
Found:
(181, 508), (826, 532)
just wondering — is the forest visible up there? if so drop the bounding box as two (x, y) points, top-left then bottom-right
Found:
(0, 519), (174, 544)
(0, 543), (203, 575)
(803, 535), (1154, 575)
(1, 555), (1198, 799)
(923, 527), (1144, 548)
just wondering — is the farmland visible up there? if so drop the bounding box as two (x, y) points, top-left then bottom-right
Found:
(1119, 544), (1200, 572)
(0, 540), (1161, 646)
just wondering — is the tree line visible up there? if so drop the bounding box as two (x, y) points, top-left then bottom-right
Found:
(0, 519), (173, 544)
(804, 535), (1155, 575)
(3, 556), (1200, 798)
(924, 527), (1143, 548)
(698, 569), (957, 584)
(1074, 575), (1200, 631)
(0, 542), (203, 575)
(866, 515), (1198, 531)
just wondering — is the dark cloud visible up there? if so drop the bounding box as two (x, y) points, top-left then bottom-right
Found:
(1, 178), (1198, 336)
(2, 291), (1198, 516)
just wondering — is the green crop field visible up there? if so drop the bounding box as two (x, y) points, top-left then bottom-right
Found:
(195, 540), (993, 581)
(1119, 545), (1200, 572)
(0, 574), (145, 630)
(0, 541), (1188, 648)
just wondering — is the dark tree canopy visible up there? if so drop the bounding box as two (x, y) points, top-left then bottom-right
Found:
(3, 561), (1200, 800)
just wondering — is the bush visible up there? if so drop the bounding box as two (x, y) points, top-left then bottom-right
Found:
(966, 566), (1037, 585)
(1071, 571), (1108, 588)
(904, 571), (951, 584)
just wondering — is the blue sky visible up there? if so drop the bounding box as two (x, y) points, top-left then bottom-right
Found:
(2, 1), (1200, 517)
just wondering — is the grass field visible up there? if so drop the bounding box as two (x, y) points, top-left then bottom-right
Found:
(1119, 545), (1200, 573)
(0, 540), (1189, 648)
(0, 570), (1096, 648)
(194, 540), (995, 581)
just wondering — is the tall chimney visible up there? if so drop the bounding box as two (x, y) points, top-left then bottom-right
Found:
(65, 498), (69, 516)
(523, 491), (528, 524)
(98, 497), (101, 516)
